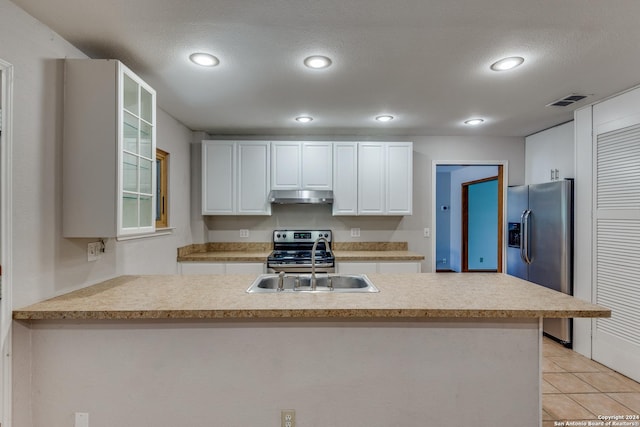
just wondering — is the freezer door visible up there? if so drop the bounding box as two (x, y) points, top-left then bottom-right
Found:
(506, 186), (529, 280)
(527, 180), (572, 295)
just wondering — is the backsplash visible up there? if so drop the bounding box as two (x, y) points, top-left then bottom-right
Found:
(204, 204), (411, 243)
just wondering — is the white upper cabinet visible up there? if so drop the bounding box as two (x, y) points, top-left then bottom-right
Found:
(302, 142), (333, 189)
(63, 59), (156, 238)
(237, 143), (271, 214)
(200, 140), (411, 217)
(358, 142), (413, 216)
(202, 142), (235, 214)
(332, 142), (359, 215)
(271, 141), (332, 190)
(202, 141), (271, 215)
(271, 142), (302, 189)
(358, 142), (386, 215)
(386, 142), (413, 215)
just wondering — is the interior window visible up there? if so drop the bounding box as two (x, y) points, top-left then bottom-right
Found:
(155, 148), (169, 228)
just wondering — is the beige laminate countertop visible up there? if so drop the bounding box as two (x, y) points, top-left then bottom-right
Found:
(333, 250), (424, 261)
(13, 273), (609, 321)
(177, 251), (424, 262)
(178, 251), (272, 262)
(176, 242), (425, 262)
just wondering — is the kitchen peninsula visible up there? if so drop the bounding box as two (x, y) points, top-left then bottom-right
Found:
(14, 273), (609, 427)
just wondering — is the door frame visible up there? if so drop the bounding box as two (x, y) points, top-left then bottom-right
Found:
(461, 173), (503, 272)
(432, 160), (508, 273)
(0, 58), (14, 427)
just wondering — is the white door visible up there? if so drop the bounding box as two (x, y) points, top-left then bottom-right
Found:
(202, 141), (235, 214)
(237, 142), (271, 214)
(271, 142), (301, 189)
(591, 88), (640, 382)
(302, 142), (332, 189)
(386, 142), (412, 215)
(358, 142), (385, 215)
(333, 142), (358, 215)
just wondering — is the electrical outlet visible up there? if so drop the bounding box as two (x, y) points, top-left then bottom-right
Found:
(74, 412), (89, 427)
(281, 410), (295, 427)
(87, 242), (101, 262)
(350, 228), (360, 237)
(423, 228), (430, 238)
(239, 229), (250, 238)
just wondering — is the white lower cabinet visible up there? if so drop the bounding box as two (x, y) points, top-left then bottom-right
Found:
(180, 263), (265, 275)
(336, 262), (378, 274)
(336, 261), (421, 274)
(378, 262), (421, 273)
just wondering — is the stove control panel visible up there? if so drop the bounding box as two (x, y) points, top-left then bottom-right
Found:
(273, 230), (332, 244)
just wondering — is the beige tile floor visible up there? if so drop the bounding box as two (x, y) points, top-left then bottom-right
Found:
(542, 337), (640, 426)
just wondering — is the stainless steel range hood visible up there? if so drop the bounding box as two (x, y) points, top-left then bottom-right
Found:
(268, 190), (334, 204)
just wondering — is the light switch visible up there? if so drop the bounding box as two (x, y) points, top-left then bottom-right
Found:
(424, 228), (430, 238)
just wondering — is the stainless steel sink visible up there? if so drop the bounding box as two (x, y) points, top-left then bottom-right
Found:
(246, 274), (379, 293)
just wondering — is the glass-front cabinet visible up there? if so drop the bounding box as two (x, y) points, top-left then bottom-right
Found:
(120, 71), (156, 233)
(63, 59), (156, 238)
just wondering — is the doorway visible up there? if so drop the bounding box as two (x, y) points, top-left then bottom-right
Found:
(0, 58), (14, 426)
(433, 162), (507, 273)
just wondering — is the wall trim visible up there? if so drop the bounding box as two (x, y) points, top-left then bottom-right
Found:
(0, 57), (14, 427)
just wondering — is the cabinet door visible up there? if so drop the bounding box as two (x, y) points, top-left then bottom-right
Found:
(202, 141), (235, 214)
(333, 142), (358, 215)
(119, 65), (157, 235)
(237, 142), (271, 214)
(336, 262), (378, 274)
(378, 262), (421, 273)
(302, 142), (332, 189)
(180, 263), (226, 275)
(225, 263), (265, 274)
(358, 143), (385, 215)
(386, 142), (413, 215)
(271, 142), (302, 189)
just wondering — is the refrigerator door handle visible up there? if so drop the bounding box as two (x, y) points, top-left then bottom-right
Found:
(520, 209), (532, 264)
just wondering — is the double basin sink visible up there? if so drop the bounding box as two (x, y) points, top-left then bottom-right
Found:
(246, 273), (379, 293)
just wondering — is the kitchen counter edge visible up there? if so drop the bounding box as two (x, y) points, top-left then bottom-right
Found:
(13, 274), (610, 321)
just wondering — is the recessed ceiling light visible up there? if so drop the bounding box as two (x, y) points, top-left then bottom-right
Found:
(295, 116), (313, 123)
(490, 56), (524, 71)
(189, 53), (220, 67)
(464, 118), (485, 125)
(375, 115), (394, 122)
(303, 55), (332, 69)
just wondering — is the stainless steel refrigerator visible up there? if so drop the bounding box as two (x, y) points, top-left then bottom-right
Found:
(507, 180), (573, 345)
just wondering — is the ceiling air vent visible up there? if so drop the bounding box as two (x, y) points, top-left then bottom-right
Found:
(546, 94), (589, 107)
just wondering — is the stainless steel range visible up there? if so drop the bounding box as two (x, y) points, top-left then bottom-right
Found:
(267, 229), (335, 273)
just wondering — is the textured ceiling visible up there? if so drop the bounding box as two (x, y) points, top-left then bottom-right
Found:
(10, 0), (640, 137)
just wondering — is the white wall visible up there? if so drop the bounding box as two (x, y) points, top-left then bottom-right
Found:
(0, 0), (194, 310)
(19, 318), (540, 427)
(196, 135), (525, 272)
(117, 109), (194, 275)
(525, 121), (574, 185)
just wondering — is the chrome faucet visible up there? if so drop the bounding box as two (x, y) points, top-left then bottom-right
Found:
(277, 271), (285, 291)
(311, 236), (332, 290)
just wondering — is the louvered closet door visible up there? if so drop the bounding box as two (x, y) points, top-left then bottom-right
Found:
(593, 119), (640, 383)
